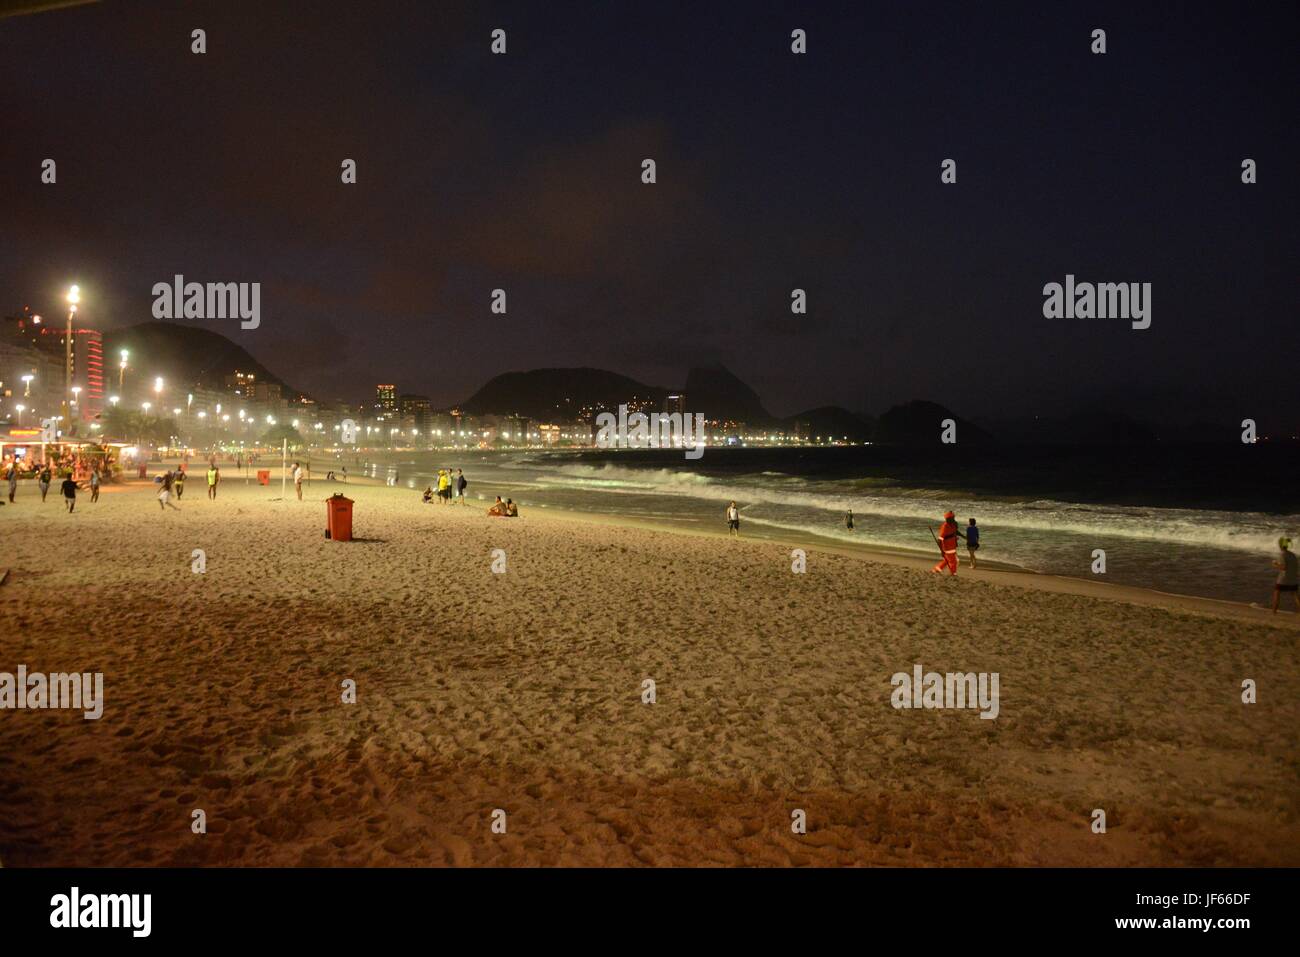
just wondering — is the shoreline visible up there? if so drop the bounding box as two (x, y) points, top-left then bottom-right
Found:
(112, 462), (1300, 630)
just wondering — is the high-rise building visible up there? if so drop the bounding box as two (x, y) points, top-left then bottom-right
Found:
(375, 384), (397, 419)
(34, 324), (103, 425)
(399, 394), (431, 433)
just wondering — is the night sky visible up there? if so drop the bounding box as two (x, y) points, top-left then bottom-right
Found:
(2, 0), (1296, 424)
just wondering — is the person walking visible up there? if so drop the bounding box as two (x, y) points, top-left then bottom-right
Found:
(966, 517), (980, 569)
(931, 511), (964, 575)
(1271, 537), (1299, 614)
(90, 467), (101, 503)
(726, 501), (740, 537)
(38, 464), (52, 502)
(61, 474), (78, 513)
(173, 465), (186, 500)
(6, 461), (17, 503)
(292, 461), (304, 501)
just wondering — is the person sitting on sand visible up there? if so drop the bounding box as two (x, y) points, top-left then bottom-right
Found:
(487, 496), (506, 517)
(505, 498), (518, 517)
(422, 486), (434, 503)
(966, 517), (980, 569)
(1271, 537), (1299, 613)
(727, 501), (740, 537)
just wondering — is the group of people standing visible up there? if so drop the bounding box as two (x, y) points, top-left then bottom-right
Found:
(423, 468), (467, 504)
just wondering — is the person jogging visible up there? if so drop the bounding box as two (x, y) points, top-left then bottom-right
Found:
(61, 474), (78, 512)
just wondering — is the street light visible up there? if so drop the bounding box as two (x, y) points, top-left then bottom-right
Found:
(153, 376), (163, 399)
(109, 395), (119, 406)
(119, 349), (129, 390)
(15, 404), (25, 425)
(142, 402), (152, 413)
(71, 386), (81, 404)
(21, 374), (33, 396)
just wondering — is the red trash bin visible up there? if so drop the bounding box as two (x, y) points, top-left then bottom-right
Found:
(325, 493), (353, 541)
(257, 469), (271, 486)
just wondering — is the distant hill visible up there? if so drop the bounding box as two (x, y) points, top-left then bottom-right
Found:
(875, 400), (994, 445)
(457, 368), (668, 419)
(103, 322), (300, 397)
(683, 364), (772, 423)
(786, 405), (875, 442)
(458, 364), (780, 423)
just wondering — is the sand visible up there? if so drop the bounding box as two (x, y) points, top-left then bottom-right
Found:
(0, 468), (1296, 866)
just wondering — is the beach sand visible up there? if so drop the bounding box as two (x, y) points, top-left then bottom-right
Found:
(0, 470), (1296, 866)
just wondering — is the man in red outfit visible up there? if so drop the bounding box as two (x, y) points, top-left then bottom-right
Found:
(932, 510), (964, 574)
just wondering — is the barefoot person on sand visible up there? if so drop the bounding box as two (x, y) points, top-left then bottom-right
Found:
(90, 466), (101, 503)
(727, 501), (740, 537)
(60, 474), (78, 512)
(292, 462), (304, 501)
(158, 470), (179, 510)
(38, 464), (52, 502)
(1271, 537), (1299, 613)
(207, 463), (220, 499)
(966, 517), (980, 569)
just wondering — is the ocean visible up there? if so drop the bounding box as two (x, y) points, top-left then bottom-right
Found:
(336, 444), (1299, 605)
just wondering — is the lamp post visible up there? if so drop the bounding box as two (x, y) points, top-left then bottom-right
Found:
(15, 403), (25, 426)
(21, 374), (33, 397)
(119, 349), (129, 391)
